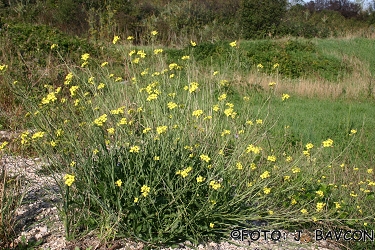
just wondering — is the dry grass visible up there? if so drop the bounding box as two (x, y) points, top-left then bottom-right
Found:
(0, 163), (24, 249)
(234, 53), (374, 100)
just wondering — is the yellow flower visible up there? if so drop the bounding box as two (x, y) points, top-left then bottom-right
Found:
(250, 163), (257, 170)
(69, 85), (79, 97)
(260, 171), (270, 179)
(129, 50), (136, 56)
(94, 114), (107, 126)
(186, 82), (199, 93)
(282, 93), (290, 101)
(349, 129), (357, 135)
(285, 156), (293, 162)
(112, 35), (120, 44)
(0, 141), (8, 150)
(200, 154), (211, 163)
(303, 150), (310, 157)
(246, 144), (262, 154)
(284, 175), (290, 181)
(192, 109), (204, 117)
(153, 156), (160, 161)
(181, 55), (190, 60)
(32, 131), (45, 140)
(64, 174), (75, 186)
(246, 120), (253, 126)
(350, 191), (357, 197)
(110, 106), (125, 115)
(156, 125), (168, 135)
(306, 143), (314, 150)
(176, 167), (193, 178)
(81, 53), (90, 61)
(291, 198), (297, 205)
(147, 94), (158, 101)
(55, 87), (61, 94)
(209, 223), (214, 228)
(322, 138), (333, 147)
(269, 82), (276, 87)
(196, 175), (206, 183)
(218, 93), (227, 101)
(236, 162), (243, 170)
(213, 71), (219, 76)
(334, 202), (341, 209)
(268, 210), (274, 215)
(101, 61), (108, 67)
(20, 132), (29, 145)
(0, 64), (8, 72)
(154, 48), (163, 55)
(151, 30), (158, 36)
(213, 105), (220, 112)
(41, 92), (57, 105)
(229, 40), (237, 47)
(127, 36), (134, 40)
(273, 63), (279, 69)
(115, 179), (122, 187)
(167, 102), (178, 110)
(316, 202), (325, 212)
(107, 127), (115, 135)
(190, 40), (196, 47)
(209, 180), (221, 190)
(134, 197), (139, 203)
(256, 119), (263, 125)
(64, 72), (73, 85)
(132, 58), (140, 64)
(292, 167), (300, 173)
(74, 99), (80, 106)
(141, 185), (150, 197)
(263, 187), (271, 194)
(142, 127), (151, 133)
(224, 108), (236, 118)
(50, 44), (58, 50)
(257, 63), (263, 69)
(130, 145), (140, 153)
(221, 129), (231, 137)
(315, 190), (324, 198)
(267, 155), (276, 162)
(300, 209), (308, 214)
(115, 77), (123, 82)
(367, 169), (373, 174)
(137, 50), (146, 58)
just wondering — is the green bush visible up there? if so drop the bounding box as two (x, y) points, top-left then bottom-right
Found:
(240, 0), (288, 39)
(243, 39), (350, 80)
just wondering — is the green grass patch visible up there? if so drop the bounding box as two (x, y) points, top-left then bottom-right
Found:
(315, 38), (375, 76)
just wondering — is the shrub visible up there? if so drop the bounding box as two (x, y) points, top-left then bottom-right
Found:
(240, 0), (288, 39)
(3, 38), (371, 247)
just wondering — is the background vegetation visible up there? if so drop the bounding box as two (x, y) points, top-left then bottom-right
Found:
(0, 0), (375, 249)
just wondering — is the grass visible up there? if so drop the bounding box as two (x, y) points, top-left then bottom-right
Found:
(315, 37), (375, 76)
(1, 34), (375, 249)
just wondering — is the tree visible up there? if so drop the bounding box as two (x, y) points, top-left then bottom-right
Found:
(240, 0), (288, 39)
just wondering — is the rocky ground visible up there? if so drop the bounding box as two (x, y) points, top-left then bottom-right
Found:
(1, 131), (344, 250)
